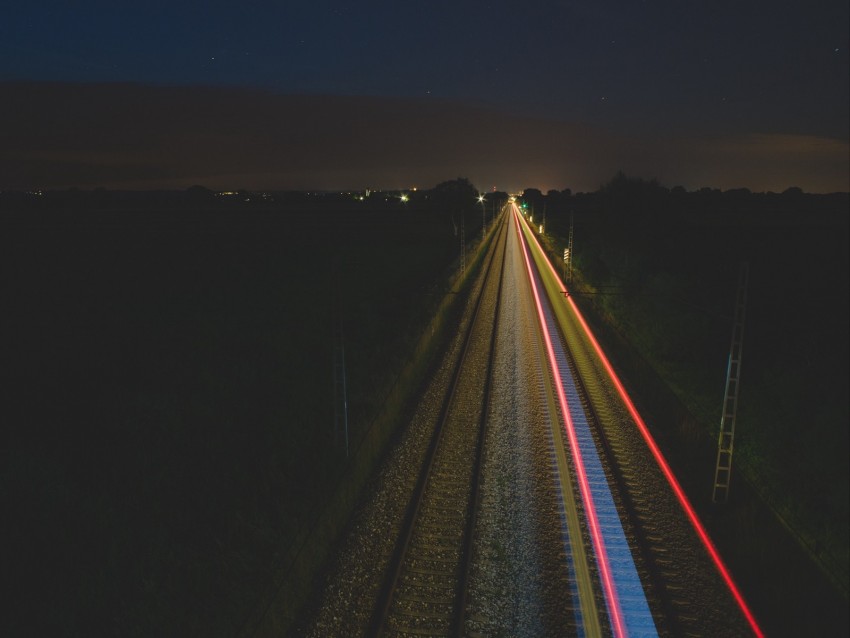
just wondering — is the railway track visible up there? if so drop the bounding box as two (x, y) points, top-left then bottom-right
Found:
(355, 204), (761, 637)
(369, 206), (661, 637)
(371, 207), (671, 637)
(515, 208), (657, 637)
(366, 211), (509, 636)
(514, 204), (760, 637)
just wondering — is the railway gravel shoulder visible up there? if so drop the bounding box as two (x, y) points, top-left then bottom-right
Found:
(465, 208), (583, 636)
(290, 217), (505, 637)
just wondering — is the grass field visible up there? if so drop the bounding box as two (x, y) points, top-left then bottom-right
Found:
(534, 182), (849, 596)
(4, 183), (845, 634)
(0, 190), (473, 636)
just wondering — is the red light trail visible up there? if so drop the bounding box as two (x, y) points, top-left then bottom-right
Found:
(513, 206), (627, 637)
(514, 205), (766, 638)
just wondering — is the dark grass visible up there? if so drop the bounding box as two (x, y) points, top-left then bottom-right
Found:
(0, 192), (466, 636)
(4, 185), (845, 634)
(533, 183), (849, 631)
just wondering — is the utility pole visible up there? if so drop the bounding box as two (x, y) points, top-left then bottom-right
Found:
(712, 262), (749, 503)
(477, 194), (487, 235)
(460, 213), (466, 277)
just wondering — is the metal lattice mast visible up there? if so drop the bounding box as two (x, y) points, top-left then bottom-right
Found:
(568, 211), (574, 282)
(563, 247), (569, 284)
(712, 262), (749, 503)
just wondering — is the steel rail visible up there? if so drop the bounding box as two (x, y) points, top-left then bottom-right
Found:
(515, 203), (765, 637)
(367, 211), (508, 637)
(515, 205), (658, 637)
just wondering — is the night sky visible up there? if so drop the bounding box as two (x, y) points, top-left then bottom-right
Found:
(2, 0), (848, 193)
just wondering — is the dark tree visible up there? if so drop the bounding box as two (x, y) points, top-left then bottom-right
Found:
(520, 188), (544, 215)
(431, 177), (478, 212)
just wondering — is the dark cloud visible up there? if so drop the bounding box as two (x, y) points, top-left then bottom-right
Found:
(1, 82), (847, 193)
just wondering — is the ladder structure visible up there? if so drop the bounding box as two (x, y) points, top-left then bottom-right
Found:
(567, 212), (574, 283)
(712, 262), (749, 503)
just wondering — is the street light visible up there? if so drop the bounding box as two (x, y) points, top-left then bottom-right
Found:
(477, 194), (486, 233)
